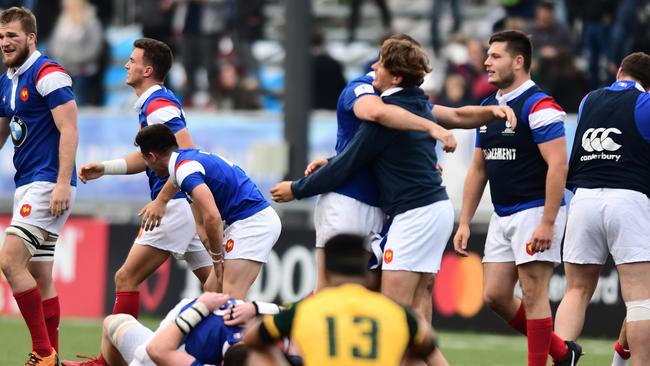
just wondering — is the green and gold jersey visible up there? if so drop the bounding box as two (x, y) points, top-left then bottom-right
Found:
(262, 283), (426, 365)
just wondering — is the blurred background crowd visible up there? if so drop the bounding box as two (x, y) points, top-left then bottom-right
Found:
(1, 0), (649, 114)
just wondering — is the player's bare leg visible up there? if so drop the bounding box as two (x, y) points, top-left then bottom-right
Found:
(413, 273), (435, 323)
(1, 235), (40, 292)
(482, 263), (520, 320)
(554, 263), (601, 340)
(381, 270), (419, 308)
(315, 248), (326, 292)
(223, 259), (263, 299)
(115, 244), (171, 292)
(618, 262), (650, 365)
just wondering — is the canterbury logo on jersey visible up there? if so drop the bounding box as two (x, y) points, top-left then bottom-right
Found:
(483, 147), (516, 160)
(580, 128), (622, 162)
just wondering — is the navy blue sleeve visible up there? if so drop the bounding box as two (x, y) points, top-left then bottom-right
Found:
(291, 123), (392, 199)
(635, 93), (650, 143)
(475, 128), (481, 148)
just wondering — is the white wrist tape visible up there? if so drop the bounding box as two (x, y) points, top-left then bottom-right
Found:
(175, 301), (210, 334)
(102, 159), (128, 175)
(253, 301), (281, 315)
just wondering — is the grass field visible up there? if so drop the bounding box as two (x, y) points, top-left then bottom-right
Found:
(0, 316), (616, 365)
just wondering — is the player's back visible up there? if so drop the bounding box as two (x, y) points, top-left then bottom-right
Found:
(171, 148), (269, 224)
(291, 284), (414, 366)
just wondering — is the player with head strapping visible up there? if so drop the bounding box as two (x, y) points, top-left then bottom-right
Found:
(554, 52), (650, 366)
(0, 6), (78, 366)
(452, 30), (578, 366)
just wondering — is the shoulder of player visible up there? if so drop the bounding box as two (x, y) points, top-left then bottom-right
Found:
(145, 95), (181, 115)
(34, 58), (69, 83)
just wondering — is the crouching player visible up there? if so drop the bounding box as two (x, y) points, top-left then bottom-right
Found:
(63, 292), (283, 366)
(134, 124), (282, 298)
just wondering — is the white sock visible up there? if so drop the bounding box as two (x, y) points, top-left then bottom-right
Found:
(612, 351), (628, 366)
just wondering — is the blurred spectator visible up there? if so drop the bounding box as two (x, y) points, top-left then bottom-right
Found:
(174, 0), (227, 108)
(136, 0), (175, 51)
(636, 0), (650, 51)
(347, 0), (392, 43)
(311, 30), (346, 110)
(48, 0), (104, 106)
(430, 0), (463, 55)
(494, 0), (539, 31)
(568, 0), (617, 88)
(32, 0), (61, 44)
(536, 50), (589, 113)
(525, 1), (575, 60)
(232, 0), (265, 79)
(466, 39), (497, 102)
(217, 61), (261, 110)
(608, 0), (637, 78)
(437, 73), (473, 108)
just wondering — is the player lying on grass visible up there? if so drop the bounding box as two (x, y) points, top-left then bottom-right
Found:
(62, 292), (287, 366)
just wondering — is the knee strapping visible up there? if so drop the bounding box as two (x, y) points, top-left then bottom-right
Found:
(626, 298), (650, 322)
(108, 314), (138, 346)
(5, 223), (46, 255)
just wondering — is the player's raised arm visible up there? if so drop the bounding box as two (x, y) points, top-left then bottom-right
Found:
(433, 104), (517, 130)
(50, 100), (78, 217)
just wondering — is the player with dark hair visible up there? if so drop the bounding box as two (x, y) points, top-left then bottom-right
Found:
(555, 51), (650, 366)
(66, 38), (214, 365)
(244, 233), (438, 365)
(0, 6), (78, 365)
(134, 123), (281, 300)
(452, 30), (577, 366)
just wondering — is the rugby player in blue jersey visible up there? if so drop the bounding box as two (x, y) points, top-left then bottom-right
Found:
(134, 123), (281, 301)
(0, 7), (78, 365)
(452, 30), (575, 366)
(556, 52), (650, 366)
(272, 34), (515, 298)
(63, 292), (283, 366)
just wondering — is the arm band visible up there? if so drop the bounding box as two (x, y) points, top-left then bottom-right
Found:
(253, 301), (281, 315)
(174, 301), (210, 334)
(102, 159), (128, 175)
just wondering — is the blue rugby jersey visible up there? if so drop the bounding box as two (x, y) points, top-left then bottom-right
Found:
(476, 80), (566, 216)
(332, 72), (380, 206)
(135, 84), (187, 200)
(0, 51), (76, 187)
(567, 80), (650, 195)
(168, 148), (269, 224)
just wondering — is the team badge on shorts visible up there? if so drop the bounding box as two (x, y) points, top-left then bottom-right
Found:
(225, 239), (235, 253)
(384, 249), (394, 264)
(526, 242), (535, 256)
(20, 203), (32, 217)
(19, 87), (28, 102)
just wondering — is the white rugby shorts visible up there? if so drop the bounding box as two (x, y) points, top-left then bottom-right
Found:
(370, 199), (454, 273)
(134, 198), (211, 270)
(483, 205), (566, 265)
(564, 188), (650, 265)
(222, 206), (281, 263)
(7, 181), (76, 261)
(11, 181), (76, 235)
(313, 192), (384, 248)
